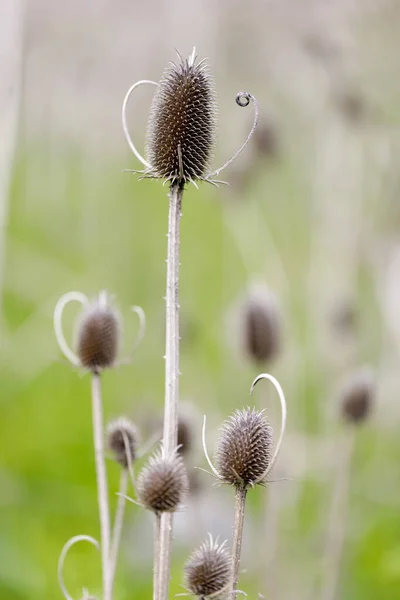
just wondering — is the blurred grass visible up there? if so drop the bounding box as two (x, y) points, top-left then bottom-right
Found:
(0, 140), (399, 600)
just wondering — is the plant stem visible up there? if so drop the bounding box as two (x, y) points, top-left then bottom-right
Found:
(320, 429), (355, 600)
(158, 183), (183, 600)
(231, 487), (248, 599)
(91, 373), (111, 600)
(153, 513), (161, 600)
(109, 469), (129, 594)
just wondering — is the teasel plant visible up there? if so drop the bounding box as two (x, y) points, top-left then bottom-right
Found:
(53, 290), (146, 600)
(201, 373), (287, 598)
(122, 47), (259, 600)
(320, 367), (375, 600)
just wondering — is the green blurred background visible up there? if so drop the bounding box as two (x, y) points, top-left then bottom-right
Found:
(1, 1), (400, 599)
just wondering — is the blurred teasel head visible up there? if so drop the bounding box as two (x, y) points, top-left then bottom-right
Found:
(137, 448), (189, 514)
(341, 367), (375, 425)
(54, 290), (146, 373)
(76, 293), (120, 372)
(122, 47), (259, 188)
(240, 282), (282, 365)
(184, 535), (230, 598)
(106, 417), (138, 469)
(215, 407), (273, 489)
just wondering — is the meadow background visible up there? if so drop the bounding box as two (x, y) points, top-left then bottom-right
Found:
(1, 1), (400, 599)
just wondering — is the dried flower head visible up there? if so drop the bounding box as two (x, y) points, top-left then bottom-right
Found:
(215, 407), (273, 488)
(145, 49), (217, 185)
(137, 449), (189, 513)
(184, 536), (230, 598)
(241, 283), (282, 364)
(75, 292), (120, 372)
(341, 368), (374, 424)
(106, 417), (138, 468)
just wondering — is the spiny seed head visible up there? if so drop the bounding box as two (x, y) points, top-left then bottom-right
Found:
(341, 368), (375, 424)
(146, 49), (217, 185)
(241, 283), (282, 364)
(184, 536), (230, 598)
(215, 407), (273, 488)
(76, 292), (120, 372)
(106, 417), (138, 468)
(137, 449), (189, 513)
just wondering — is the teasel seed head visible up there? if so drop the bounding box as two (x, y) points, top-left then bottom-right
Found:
(137, 449), (189, 513)
(341, 368), (375, 424)
(215, 407), (273, 489)
(145, 50), (217, 185)
(106, 417), (138, 468)
(76, 292), (120, 372)
(184, 535), (230, 598)
(241, 283), (282, 364)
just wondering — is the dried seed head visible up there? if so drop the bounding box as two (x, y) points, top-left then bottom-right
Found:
(184, 536), (230, 598)
(241, 283), (282, 364)
(146, 50), (217, 184)
(341, 368), (374, 424)
(106, 417), (138, 468)
(76, 293), (120, 372)
(215, 408), (273, 488)
(137, 449), (189, 513)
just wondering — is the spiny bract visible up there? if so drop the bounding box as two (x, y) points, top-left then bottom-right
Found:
(146, 50), (217, 185)
(137, 449), (189, 513)
(184, 536), (230, 598)
(215, 407), (273, 488)
(106, 417), (138, 469)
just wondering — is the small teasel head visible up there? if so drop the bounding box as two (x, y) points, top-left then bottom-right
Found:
(184, 535), (231, 598)
(146, 48), (217, 185)
(137, 448), (189, 513)
(341, 367), (375, 425)
(75, 291), (120, 372)
(106, 417), (138, 468)
(240, 282), (282, 365)
(215, 407), (273, 489)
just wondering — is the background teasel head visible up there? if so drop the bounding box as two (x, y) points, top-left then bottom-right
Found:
(215, 407), (273, 489)
(106, 417), (138, 468)
(240, 282), (282, 365)
(341, 367), (375, 424)
(145, 49), (217, 185)
(184, 535), (231, 598)
(76, 293), (120, 372)
(137, 448), (189, 513)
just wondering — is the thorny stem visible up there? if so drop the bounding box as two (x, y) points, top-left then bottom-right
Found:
(153, 513), (162, 600)
(91, 373), (111, 600)
(231, 487), (248, 600)
(109, 469), (129, 593)
(320, 429), (356, 600)
(158, 182), (183, 600)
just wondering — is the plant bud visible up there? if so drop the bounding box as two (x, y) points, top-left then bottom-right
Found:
(241, 283), (282, 365)
(215, 408), (273, 488)
(137, 450), (189, 513)
(341, 368), (374, 424)
(184, 536), (230, 598)
(76, 293), (120, 372)
(106, 417), (138, 468)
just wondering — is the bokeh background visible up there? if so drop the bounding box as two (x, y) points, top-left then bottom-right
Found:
(1, 1), (400, 599)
